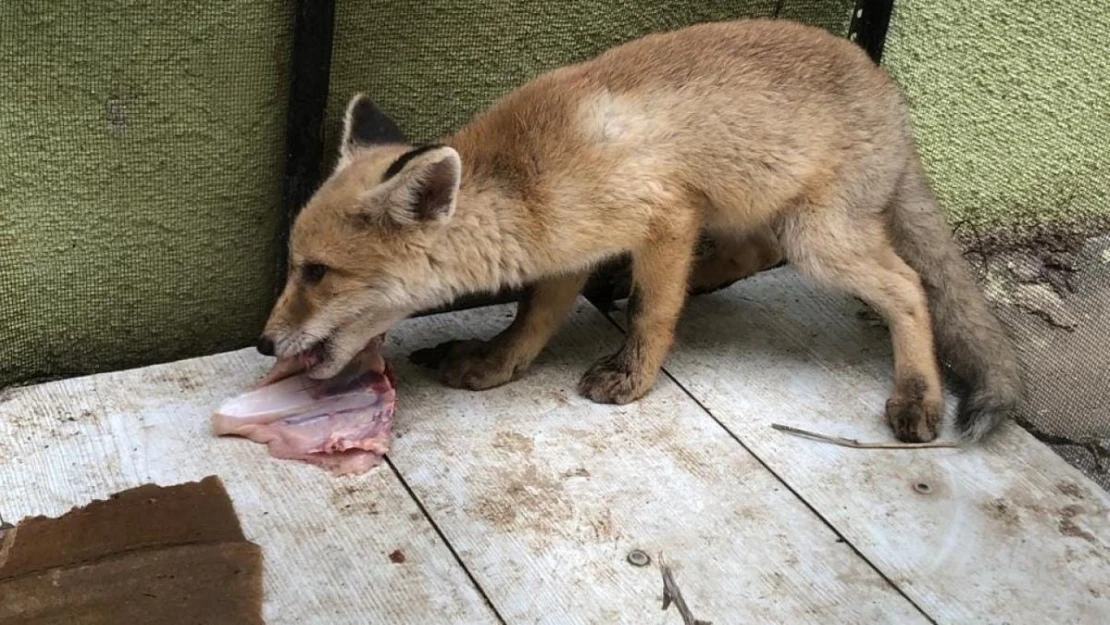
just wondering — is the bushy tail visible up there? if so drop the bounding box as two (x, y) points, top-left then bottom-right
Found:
(888, 154), (1022, 441)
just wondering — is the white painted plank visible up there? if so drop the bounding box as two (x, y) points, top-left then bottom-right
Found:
(641, 267), (1110, 625)
(382, 301), (929, 625)
(0, 351), (499, 625)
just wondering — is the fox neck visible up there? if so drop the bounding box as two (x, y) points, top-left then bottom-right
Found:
(427, 179), (549, 302)
(421, 134), (622, 306)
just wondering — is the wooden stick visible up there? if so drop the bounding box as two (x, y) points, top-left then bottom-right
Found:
(771, 423), (961, 449)
(659, 553), (711, 625)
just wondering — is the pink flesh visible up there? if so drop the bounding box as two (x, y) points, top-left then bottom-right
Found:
(212, 344), (396, 475)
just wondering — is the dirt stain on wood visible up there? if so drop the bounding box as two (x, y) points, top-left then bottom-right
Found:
(329, 484), (380, 517)
(981, 498), (1021, 531)
(492, 431), (534, 455)
(1058, 504), (1097, 544)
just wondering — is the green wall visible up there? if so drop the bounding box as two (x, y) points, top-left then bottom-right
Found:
(0, 1), (292, 386)
(325, 0), (855, 154)
(883, 1), (1110, 234)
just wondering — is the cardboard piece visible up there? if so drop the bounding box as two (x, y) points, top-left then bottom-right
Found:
(0, 476), (263, 624)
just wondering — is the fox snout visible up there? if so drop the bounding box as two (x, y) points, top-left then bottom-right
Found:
(256, 334), (276, 356)
(256, 276), (317, 355)
(257, 311), (295, 357)
(254, 275), (400, 380)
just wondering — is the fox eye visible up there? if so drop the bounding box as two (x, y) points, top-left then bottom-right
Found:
(301, 262), (328, 285)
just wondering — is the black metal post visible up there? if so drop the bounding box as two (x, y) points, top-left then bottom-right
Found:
(278, 0), (337, 287)
(848, 0), (894, 64)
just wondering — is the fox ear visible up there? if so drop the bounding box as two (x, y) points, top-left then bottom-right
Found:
(369, 145), (461, 226)
(340, 94), (406, 158)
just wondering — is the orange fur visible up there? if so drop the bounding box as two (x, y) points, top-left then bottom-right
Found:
(261, 20), (1020, 443)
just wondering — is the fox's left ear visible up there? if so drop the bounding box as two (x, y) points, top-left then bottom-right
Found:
(363, 145), (461, 226)
(340, 94), (407, 161)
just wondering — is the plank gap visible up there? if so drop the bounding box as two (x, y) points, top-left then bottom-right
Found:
(384, 456), (510, 625)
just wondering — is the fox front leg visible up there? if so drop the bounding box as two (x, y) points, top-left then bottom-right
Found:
(579, 220), (698, 404)
(433, 272), (589, 390)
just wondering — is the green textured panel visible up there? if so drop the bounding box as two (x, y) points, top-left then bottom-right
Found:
(0, 2), (292, 386)
(326, 1), (855, 151)
(884, 1), (1110, 232)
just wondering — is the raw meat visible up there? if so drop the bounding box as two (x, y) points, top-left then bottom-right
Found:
(212, 340), (396, 475)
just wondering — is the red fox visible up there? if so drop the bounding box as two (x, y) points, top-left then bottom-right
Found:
(259, 19), (1021, 443)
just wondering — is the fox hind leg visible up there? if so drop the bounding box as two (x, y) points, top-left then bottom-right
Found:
(688, 226), (785, 295)
(777, 208), (945, 442)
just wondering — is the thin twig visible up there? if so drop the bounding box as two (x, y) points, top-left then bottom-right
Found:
(771, 423), (961, 449)
(659, 553), (711, 625)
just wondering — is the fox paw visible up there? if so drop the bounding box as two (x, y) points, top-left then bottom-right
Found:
(426, 339), (518, 391)
(885, 377), (943, 442)
(578, 355), (652, 405)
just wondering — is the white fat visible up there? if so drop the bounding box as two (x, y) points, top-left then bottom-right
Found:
(212, 374), (386, 427)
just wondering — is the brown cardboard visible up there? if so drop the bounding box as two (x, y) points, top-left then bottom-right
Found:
(0, 476), (263, 624)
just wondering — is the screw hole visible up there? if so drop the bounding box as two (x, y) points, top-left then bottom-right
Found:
(627, 549), (650, 567)
(914, 482), (932, 494)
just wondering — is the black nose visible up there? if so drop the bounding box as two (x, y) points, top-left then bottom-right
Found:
(257, 335), (275, 356)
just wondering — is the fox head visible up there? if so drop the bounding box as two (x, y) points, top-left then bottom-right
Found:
(258, 94), (463, 379)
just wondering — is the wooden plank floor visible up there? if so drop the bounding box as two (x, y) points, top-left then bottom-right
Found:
(2, 269), (1107, 624)
(387, 302), (925, 624)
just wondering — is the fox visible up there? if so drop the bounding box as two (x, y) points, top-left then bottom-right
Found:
(258, 19), (1021, 443)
